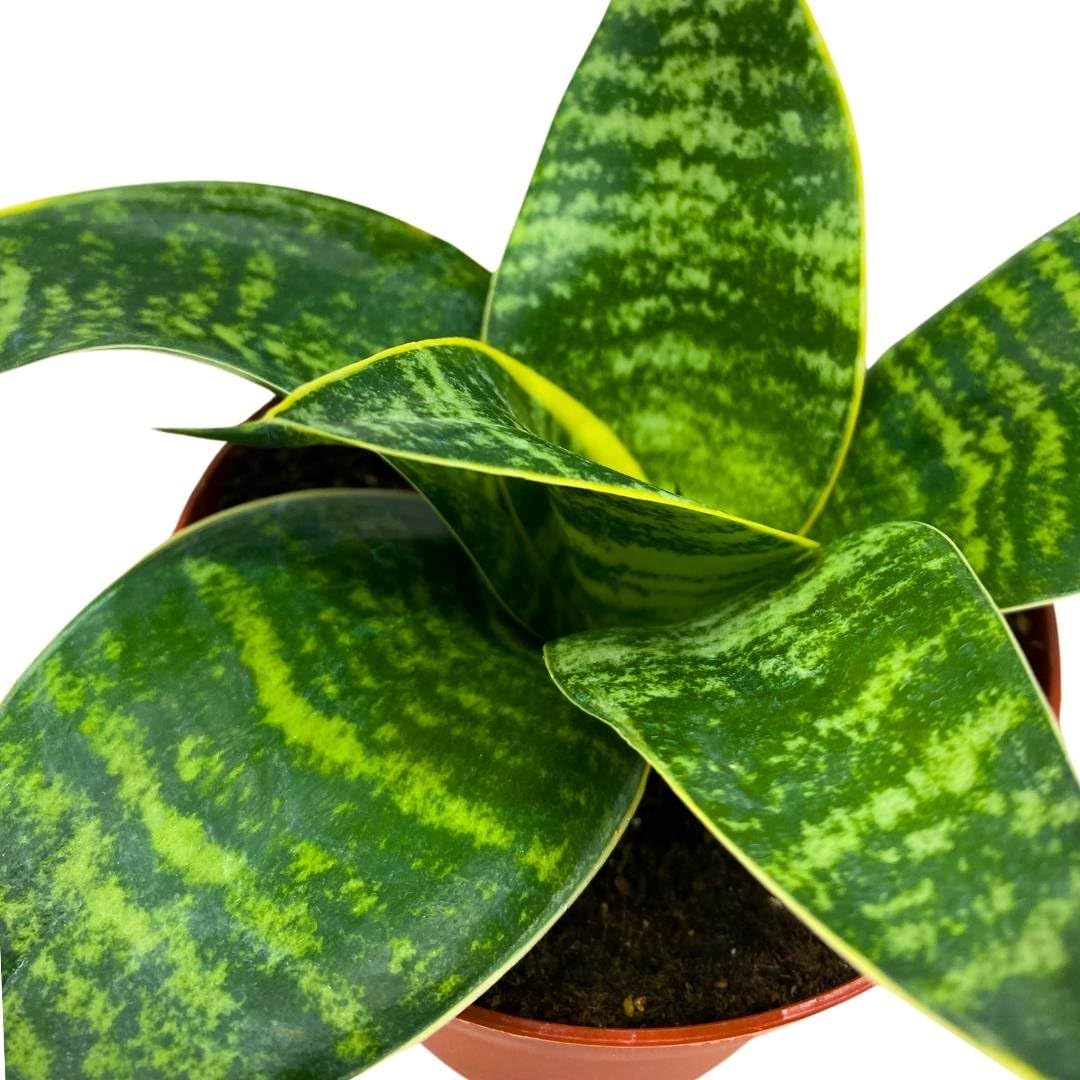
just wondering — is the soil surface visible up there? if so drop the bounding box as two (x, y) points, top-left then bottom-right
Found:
(479, 772), (856, 1027)
(188, 442), (407, 520)
(193, 437), (1050, 1030)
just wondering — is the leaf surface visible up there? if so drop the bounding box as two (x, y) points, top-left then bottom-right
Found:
(181, 338), (816, 637)
(547, 521), (1080, 1079)
(0, 491), (645, 1079)
(0, 182), (488, 391)
(818, 214), (1080, 610)
(485, 0), (863, 532)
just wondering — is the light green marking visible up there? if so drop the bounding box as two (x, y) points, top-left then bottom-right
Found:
(486, 0), (864, 531)
(0, 262), (31, 349)
(0, 492), (646, 1078)
(180, 338), (815, 637)
(183, 556), (531, 858)
(71, 699), (322, 960)
(819, 212), (1080, 610)
(0, 181), (489, 392)
(547, 520), (1080, 1078)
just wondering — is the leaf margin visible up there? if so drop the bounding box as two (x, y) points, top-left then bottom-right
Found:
(0, 487), (651, 1077)
(543, 519), (1075, 1080)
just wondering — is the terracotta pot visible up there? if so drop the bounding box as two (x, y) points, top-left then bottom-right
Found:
(176, 423), (1063, 1080)
(422, 982), (871, 1080)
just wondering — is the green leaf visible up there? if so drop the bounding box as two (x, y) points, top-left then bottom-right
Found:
(178, 338), (816, 637)
(0, 182), (488, 391)
(0, 490), (645, 1079)
(485, 0), (863, 533)
(546, 521), (1080, 1079)
(817, 213), (1080, 611)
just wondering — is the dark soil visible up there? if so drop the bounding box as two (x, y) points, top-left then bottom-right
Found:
(479, 772), (856, 1027)
(193, 435), (1051, 1030)
(186, 441), (407, 520)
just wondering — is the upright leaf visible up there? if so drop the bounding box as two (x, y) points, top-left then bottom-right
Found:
(180, 339), (816, 637)
(817, 214), (1080, 611)
(0, 491), (645, 1079)
(486, 0), (863, 531)
(0, 182), (488, 391)
(547, 521), (1080, 1079)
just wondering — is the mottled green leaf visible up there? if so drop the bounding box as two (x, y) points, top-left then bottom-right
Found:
(546, 521), (1080, 1079)
(0, 490), (645, 1079)
(817, 214), (1080, 611)
(0, 182), (487, 391)
(179, 338), (816, 637)
(485, 0), (863, 532)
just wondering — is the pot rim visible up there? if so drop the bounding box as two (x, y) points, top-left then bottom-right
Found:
(1038, 605), (1063, 714)
(454, 976), (873, 1047)
(177, 423), (1063, 1053)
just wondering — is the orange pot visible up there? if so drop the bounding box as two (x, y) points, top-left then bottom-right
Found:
(177, 427), (1062, 1080)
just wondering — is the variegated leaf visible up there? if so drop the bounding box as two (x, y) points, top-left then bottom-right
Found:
(0, 182), (487, 391)
(178, 338), (816, 637)
(485, 0), (863, 532)
(818, 214), (1080, 611)
(546, 521), (1080, 1079)
(0, 491), (645, 1079)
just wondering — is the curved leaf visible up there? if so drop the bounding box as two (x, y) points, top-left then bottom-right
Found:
(485, 0), (863, 532)
(818, 213), (1080, 611)
(0, 182), (488, 391)
(0, 491), (645, 1079)
(179, 338), (816, 637)
(547, 521), (1080, 1079)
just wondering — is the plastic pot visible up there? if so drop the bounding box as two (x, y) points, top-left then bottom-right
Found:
(176, 428), (1063, 1080)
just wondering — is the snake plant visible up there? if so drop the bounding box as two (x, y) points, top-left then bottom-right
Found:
(1, 2), (1078, 1078)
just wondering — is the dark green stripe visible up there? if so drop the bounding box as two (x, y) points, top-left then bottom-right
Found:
(486, 0), (863, 531)
(818, 213), (1080, 610)
(547, 521), (1080, 1078)
(181, 340), (815, 637)
(0, 182), (488, 391)
(0, 491), (644, 1079)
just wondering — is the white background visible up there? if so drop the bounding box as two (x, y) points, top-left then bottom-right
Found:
(1, 2), (1079, 1077)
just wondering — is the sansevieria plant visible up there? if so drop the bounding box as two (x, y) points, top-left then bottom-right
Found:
(2, 2), (1078, 1078)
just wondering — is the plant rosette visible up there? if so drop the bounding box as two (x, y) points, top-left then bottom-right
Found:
(175, 426), (1064, 1080)
(2, 3), (1080, 1080)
